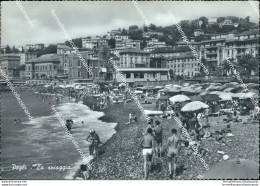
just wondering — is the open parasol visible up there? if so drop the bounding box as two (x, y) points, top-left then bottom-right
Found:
(169, 94), (191, 103)
(219, 92), (234, 101)
(181, 101), (209, 112)
(202, 158), (259, 179)
(201, 94), (221, 102)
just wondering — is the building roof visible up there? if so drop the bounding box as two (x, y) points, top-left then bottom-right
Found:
(235, 29), (259, 37)
(117, 68), (169, 72)
(26, 54), (60, 63)
(57, 45), (72, 49)
(174, 46), (191, 52)
(151, 47), (174, 53)
(166, 52), (196, 60)
(119, 48), (150, 54)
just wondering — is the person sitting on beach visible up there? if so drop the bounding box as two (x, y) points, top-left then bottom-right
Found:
(129, 113), (132, 124)
(86, 130), (101, 156)
(154, 120), (163, 157)
(132, 113), (137, 122)
(73, 164), (90, 180)
(215, 131), (226, 145)
(166, 129), (180, 179)
(140, 128), (155, 180)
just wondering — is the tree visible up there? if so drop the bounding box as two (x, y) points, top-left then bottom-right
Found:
(5, 45), (12, 53)
(217, 17), (225, 23)
(121, 28), (128, 35)
(150, 24), (157, 31)
(237, 54), (259, 77)
(169, 69), (175, 80)
(12, 46), (20, 53)
(143, 26), (148, 32)
(45, 44), (57, 54)
(140, 40), (147, 50)
(245, 16), (250, 22)
(108, 38), (116, 49)
(65, 38), (82, 48)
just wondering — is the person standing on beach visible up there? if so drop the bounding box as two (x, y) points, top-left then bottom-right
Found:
(166, 129), (180, 178)
(154, 120), (163, 157)
(140, 128), (155, 179)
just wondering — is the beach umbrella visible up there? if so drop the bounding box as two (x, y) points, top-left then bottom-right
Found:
(155, 86), (164, 89)
(58, 85), (66, 88)
(201, 94), (221, 102)
(223, 87), (235, 92)
(183, 83), (190, 87)
(232, 93), (249, 99)
(118, 83), (126, 87)
(180, 87), (193, 92)
(169, 95), (191, 103)
(210, 91), (222, 95)
(167, 88), (181, 93)
(134, 90), (143, 94)
(202, 158), (259, 179)
(172, 84), (182, 88)
(219, 93), (234, 101)
(181, 101), (209, 112)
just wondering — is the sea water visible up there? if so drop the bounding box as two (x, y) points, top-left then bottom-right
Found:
(1, 92), (117, 179)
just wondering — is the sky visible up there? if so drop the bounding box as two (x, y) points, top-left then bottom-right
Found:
(1, 1), (259, 47)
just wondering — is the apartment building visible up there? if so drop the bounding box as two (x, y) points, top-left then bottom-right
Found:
(0, 54), (21, 79)
(166, 52), (200, 78)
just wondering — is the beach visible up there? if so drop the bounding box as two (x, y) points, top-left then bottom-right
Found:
(84, 96), (259, 180)
(1, 90), (117, 179)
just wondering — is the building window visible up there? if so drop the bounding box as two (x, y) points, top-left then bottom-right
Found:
(134, 73), (138, 78)
(126, 73), (131, 78)
(78, 71), (81, 77)
(78, 60), (81, 67)
(140, 73), (144, 78)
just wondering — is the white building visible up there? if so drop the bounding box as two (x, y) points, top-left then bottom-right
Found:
(82, 37), (108, 49)
(106, 35), (129, 41)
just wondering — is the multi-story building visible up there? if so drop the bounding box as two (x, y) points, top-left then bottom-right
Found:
(66, 51), (92, 80)
(151, 46), (191, 58)
(25, 43), (44, 51)
(107, 30), (121, 36)
(143, 31), (164, 38)
(115, 39), (141, 49)
(150, 47), (176, 58)
(166, 52), (200, 78)
(144, 38), (167, 51)
(19, 52), (26, 65)
(57, 43), (72, 55)
(219, 19), (233, 28)
(208, 17), (218, 26)
(106, 35), (129, 41)
(194, 29), (204, 37)
(25, 54), (61, 79)
(92, 47), (116, 82)
(82, 37), (108, 49)
(25, 51), (37, 61)
(222, 29), (259, 61)
(199, 36), (226, 68)
(0, 54), (21, 79)
(115, 48), (168, 83)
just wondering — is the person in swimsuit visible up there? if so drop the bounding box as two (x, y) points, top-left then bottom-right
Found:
(140, 128), (155, 179)
(166, 128), (180, 178)
(154, 120), (163, 157)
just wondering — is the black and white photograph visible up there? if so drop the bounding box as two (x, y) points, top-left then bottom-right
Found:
(0, 0), (259, 183)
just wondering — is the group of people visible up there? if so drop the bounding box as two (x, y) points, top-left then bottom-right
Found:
(140, 110), (223, 179)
